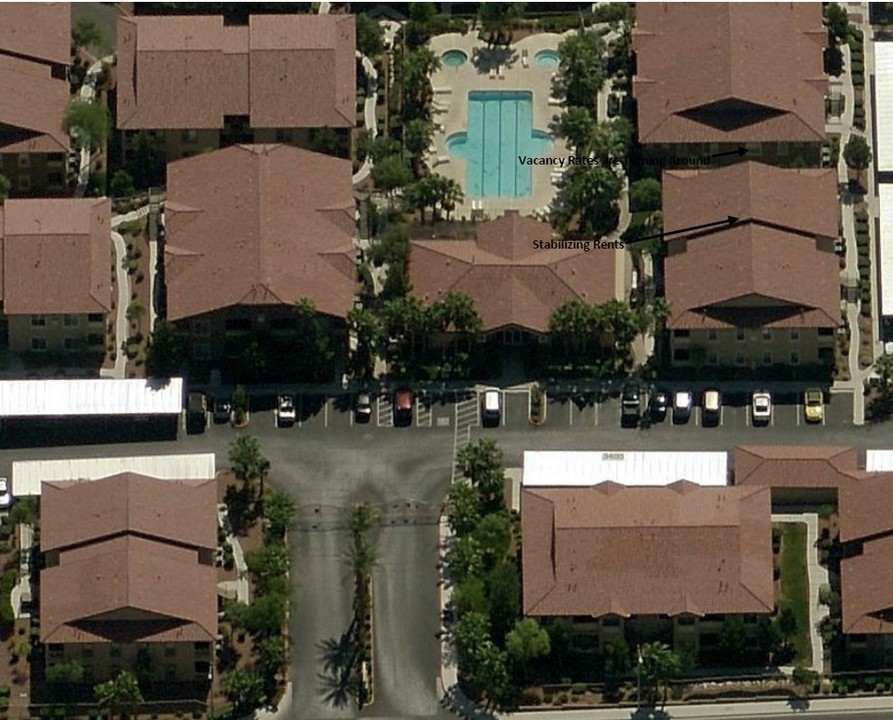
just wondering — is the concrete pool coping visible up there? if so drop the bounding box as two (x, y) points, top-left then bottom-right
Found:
(428, 31), (577, 219)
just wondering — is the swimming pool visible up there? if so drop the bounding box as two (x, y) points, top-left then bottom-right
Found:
(446, 91), (552, 198)
(534, 49), (560, 69)
(441, 49), (467, 67)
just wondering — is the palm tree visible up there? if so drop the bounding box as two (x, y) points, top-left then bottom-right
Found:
(94, 670), (143, 720)
(477, 3), (525, 47)
(228, 435), (271, 499)
(344, 502), (378, 539)
(638, 641), (680, 708)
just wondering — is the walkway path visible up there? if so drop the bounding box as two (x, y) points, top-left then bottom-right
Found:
(74, 54), (114, 199)
(772, 513), (829, 675)
(353, 52), (380, 186)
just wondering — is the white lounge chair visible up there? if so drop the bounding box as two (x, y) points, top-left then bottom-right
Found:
(521, 49), (529, 69)
(498, 65), (505, 79)
(489, 67), (497, 79)
(433, 86), (453, 95)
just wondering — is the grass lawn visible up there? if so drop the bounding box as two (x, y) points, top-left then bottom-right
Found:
(777, 522), (812, 664)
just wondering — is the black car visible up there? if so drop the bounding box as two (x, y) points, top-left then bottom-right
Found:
(213, 398), (232, 424)
(621, 384), (641, 427)
(650, 391), (668, 421)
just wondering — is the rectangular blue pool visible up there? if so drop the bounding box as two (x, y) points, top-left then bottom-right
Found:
(446, 91), (552, 198)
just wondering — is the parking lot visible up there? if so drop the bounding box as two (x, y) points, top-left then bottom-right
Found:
(184, 386), (855, 439)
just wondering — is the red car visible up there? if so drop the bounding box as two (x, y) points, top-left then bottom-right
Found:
(394, 389), (413, 425)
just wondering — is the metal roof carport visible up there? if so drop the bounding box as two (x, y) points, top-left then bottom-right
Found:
(0, 378), (183, 417)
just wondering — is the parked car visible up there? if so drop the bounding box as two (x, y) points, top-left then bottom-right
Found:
(702, 389), (722, 426)
(394, 389), (413, 426)
(673, 391), (693, 424)
(752, 391), (772, 425)
(650, 390), (668, 421)
(186, 392), (207, 434)
(0, 477), (11, 509)
(481, 388), (501, 426)
(621, 384), (642, 427)
(355, 391), (372, 423)
(213, 398), (232, 424)
(277, 395), (296, 427)
(804, 388), (824, 423)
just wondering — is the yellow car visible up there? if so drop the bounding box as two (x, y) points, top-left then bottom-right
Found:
(804, 388), (824, 423)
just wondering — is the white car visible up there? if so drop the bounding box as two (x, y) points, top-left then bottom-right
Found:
(752, 391), (772, 425)
(0, 478), (11, 509)
(277, 395), (296, 427)
(481, 388), (501, 426)
(673, 391), (693, 423)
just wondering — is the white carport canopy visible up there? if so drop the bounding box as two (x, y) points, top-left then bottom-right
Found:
(0, 378), (183, 417)
(522, 450), (729, 487)
(12, 453), (216, 497)
(875, 43), (893, 173)
(866, 449), (893, 471)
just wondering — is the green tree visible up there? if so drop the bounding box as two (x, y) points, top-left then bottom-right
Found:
(63, 98), (110, 151)
(369, 223), (410, 268)
(263, 490), (295, 543)
(556, 106), (595, 155)
(381, 295), (430, 368)
(505, 618), (550, 680)
(719, 616), (748, 664)
(486, 560), (520, 646)
(245, 544), (289, 593)
(72, 16), (104, 52)
(590, 118), (633, 163)
(629, 178), (662, 213)
(228, 435), (271, 496)
(638, 642), (681, 708)
(10, 497), (38, 527)
(446, 482), (482, 536)
(224, 668), (265, 714)
(557, 30), (607, 110)
(478, 2), (526, 47)
(844, 134), (872, 170)
(0, 173), (9, 204)
(551, 164), (621, 237)
(110, 170), (136, 198)
(872, 352), (893, 389)
(451, 576), (489, 615)
(468, 642), (512, 710)
(825, 3), (850, 42)
(449, 535), (484, 582)
(94, 670), (143, 720)
(453, 611), (490, 661)
(473, 512), (512, 569)
(404, 118), (434, 173)
(603, 637), (631, 676)
(457, 438), (505, 510)
(347, 306), (382, 382)
(46, 660), (86, 685)
(372, 155), (413, 196)
(241, 593), (287, 637)
(258, 635), (287, 682)
(356, 13), (384, 57)
(429, 291), (481, 334)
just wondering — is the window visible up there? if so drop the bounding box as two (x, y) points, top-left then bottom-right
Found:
(194, 642), (210, 652)
(164, 645), (177, 658)
(194, 342), (210, 360)
(673, 348), (691, 362)
(763, 352), (772, 365)
(88, 313), (104, 324)
(63, 338), (81, 352)
(707, 329), (718, 341)
(790, 351), (800, 365)
(790, 328), (800, 341)
(17, 153), (30, 168)
(182, 129), (198, 143)
(735, 353), (746, 366)
(673, 329), (690, 338)
(18, 176), (30, 191)
(818, 327), (834, 337)
(819, 346), (834, 362)
(192, 319), (210, 337)
(762, 328), (772, 341)
(736, 329), (746, 342)
(63, 314), (78, 327)
(677, 615), (696, 626)
(31, 337), (47, 351)
(31, 315), (46, 327)
(87, 333), (104, 346)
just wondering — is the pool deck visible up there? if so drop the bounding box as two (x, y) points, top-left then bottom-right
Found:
(428, 31), (574, 220)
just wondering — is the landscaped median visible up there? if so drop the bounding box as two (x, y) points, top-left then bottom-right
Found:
(775, 522), (812, 666)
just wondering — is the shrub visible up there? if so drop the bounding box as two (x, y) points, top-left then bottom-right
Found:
(127, 258), (139, 274)
(571, 683), (587, 695)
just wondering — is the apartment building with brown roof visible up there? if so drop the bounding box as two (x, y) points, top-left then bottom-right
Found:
(632, 3), (827, 166)
(521, 482), (773, 657)
(0, 198), (111, 359)
(0, 3), (70, 196)
(409, 211), (620, 346)
(40, 473), (217, 683)
(116, 13), (355, 162)
(163, 143), (356, 379)
(663, 162), (840, 370)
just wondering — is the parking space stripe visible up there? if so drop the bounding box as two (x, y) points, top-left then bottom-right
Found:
(298, 395), (303, 428)
(324, 398), (328, 428)
(593, 401), (599, 427)
(569, 401), (573, 427)
(796, 404), (800, 426)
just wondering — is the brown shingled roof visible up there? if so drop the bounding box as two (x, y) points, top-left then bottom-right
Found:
(841, 534), (893, 634)
(41, 473), (218, 552)
(409, 212), (617, 333)
(116, 13), (355, 130)
(633, 3), (826, 145)
(164, 144), (356, 321)
(40, 474), (218, 645)
(0, 198), (111, 315)
(838, 473), (893, 542)
(521, 482), (773, 618)
(0, 3), (70, 67)
(0, 53), (69, 154)
(734, 446), (861, 489)
(663, 162), (840, 330)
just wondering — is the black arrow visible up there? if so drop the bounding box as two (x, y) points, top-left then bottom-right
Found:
(707, 145), (748, 160)
(636, 216), (739, 243)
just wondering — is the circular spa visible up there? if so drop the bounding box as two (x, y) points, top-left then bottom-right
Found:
(441, 49), (468, 67)
(534, 49), (560, 69)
